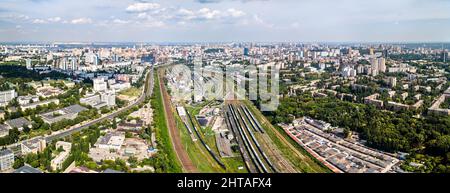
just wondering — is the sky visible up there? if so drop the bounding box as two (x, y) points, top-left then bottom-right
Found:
(1, 0), (450, 42)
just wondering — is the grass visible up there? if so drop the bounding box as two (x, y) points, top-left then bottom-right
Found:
(175, 112), (224, 172)
(0, 61), (23, 66)
(243, 100), (331, 173)
(151, 71), (182, 173)
(20, 129), (51, 140)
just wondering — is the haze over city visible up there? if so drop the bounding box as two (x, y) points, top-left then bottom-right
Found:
(1, 0), (450, 42)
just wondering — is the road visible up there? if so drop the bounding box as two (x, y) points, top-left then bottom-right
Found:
(6, 65), (154, 150)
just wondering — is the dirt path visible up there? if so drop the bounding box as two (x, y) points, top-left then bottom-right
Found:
(158, 69), (197, 173)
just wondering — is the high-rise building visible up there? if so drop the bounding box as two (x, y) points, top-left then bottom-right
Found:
(378, 58), (386, 73)
(243, 47), (249, 56)
(370, 57), (386, 75)
(26, 59), (32, 70)
(442, 50), (448, 62)
(93, 54), (99, 65)
(382, 50), (389, 58)
(60, 58), (68, 70)
(86, 53), (99, 65)
(69, 57), (78, 71)
(388, 77), (397, 88)
(369, 48), (374, 55)
(370, 58), (378, 76)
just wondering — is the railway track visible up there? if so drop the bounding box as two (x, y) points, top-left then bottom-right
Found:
(243, 102), (299, 173)
(226, 103), (277, 173)
(224, 109), (258, 173)
(185, 109), (226, 169)
(235, 105), (278, 173)
(240, 105), (265, 133)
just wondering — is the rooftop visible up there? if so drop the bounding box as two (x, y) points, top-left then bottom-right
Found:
(13, 165), (43, 173)
(0, 149), (13, 157)
(6, 117), (31, 129)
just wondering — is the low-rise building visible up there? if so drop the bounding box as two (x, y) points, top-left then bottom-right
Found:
(36, 86), (63, 98)
(21, 137), (47, 155)
(0, 149), (14, 171)
(5, 117), (32, 131)
(0, 90), (17, 107)
(13, 165), (43, 173)
(95, 131), (125, 150)
(0, 110), (5, 120)
(40, 105), (87, 124)
(429, 94), (450, 116)
(20, 99), (60, 111)
(0, 124), (9, 137)
(364, 94), (384, 108)
(17, 95), (40, 105)
(80, 91), (115, 109)
(51, 141), (72, 170)
(109, 81), (131, 92)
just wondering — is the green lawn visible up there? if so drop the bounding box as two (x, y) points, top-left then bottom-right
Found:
(119, 87), (141, 97)
(175, 112), (224, 172)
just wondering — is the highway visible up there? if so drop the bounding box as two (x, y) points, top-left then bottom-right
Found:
(6, 65), (154, 150)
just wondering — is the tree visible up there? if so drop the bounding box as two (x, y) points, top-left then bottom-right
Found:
(23, 124), (31, 133)
(13, 157), (24, 169)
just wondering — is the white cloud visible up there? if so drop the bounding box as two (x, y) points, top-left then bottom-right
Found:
(290, 22), (300, 29)
(48, 17), (61, 22)
(126, 3), (160, 13)
(32, 19), (47, 24)
(197, 8), (222, 20)
(71, 17), (92, 24)
(113, 19), (130, 24)
(253, 14), (273, 28)
(16, 14), (30, 20)
(227, 8), (246, 18)
(175, 7), (246, 22)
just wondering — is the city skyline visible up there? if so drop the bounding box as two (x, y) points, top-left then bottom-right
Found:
(1, 0), (450, 42)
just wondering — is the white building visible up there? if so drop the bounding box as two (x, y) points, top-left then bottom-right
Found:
(93, 77), (107, 92)
(21, 99), (60, 111)
(26, 59), (32, 69)
(100, 91), (116, 107)
(80, 91), (115, 109)
(342, 67), (357, 78)
(109, 82), (131, 92)
(378, 58), (386, 73)
(17, 95), (40, 105)
(96, 132), (125, 150)
(51, 141), (72, 170)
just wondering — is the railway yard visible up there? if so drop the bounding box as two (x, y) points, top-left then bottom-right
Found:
(162, 65), (329, 173)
